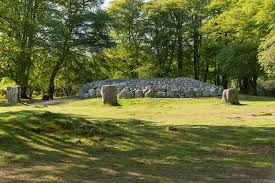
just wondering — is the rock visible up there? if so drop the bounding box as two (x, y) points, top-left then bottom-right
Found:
(6, 86), (21, 104)
(167, 126), (178, 132)
(209, 88), (217, 96)
(80, 93), (89, 99)
(222, 88), (240, 105)
(145, 90), (154, 98)
(42, 95), (50, 101)
(88, 89), (96, 98)
(155, 91), (166, 98)
(101, 85), (118, 106)
(166, 90), (175, 98)
(80, 77), (223, 99)
(96, 88), (101, 97)
(203, 90), (211, 97)
(75, 140), (82, 145)
(194, 89), (203, 97)
(118, 87), (135, 99)
(135, 90), (144, 98)
(186, 89), (196, 98)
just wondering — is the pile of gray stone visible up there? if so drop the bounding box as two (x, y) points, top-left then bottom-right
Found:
(80, 77), (224, 99)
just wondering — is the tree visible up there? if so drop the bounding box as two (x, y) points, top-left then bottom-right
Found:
(0, 0), (46, 98)
(258, 29), (275, 77)
(202, 0), (274, 92)
(43, 0), (112, 99)
(107, 0), (145, 78)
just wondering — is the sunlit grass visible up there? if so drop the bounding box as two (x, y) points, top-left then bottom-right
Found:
(0, 95), (274, 182)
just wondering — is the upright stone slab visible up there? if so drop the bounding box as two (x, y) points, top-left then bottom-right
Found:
(7, 86), (21, 104)
(101, 85), (118, 106)
(222, 88), (240, 105)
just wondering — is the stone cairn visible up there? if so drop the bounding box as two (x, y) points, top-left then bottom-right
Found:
(7, 86), (21, 104)
(222, 88), (240, 105)
(80, 77), (224, 99)
(101, 85), (118, 106)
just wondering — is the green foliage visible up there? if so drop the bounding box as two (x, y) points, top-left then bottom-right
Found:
(0, 0), (274, 97)
(258, 29), (275, 77)
(217, 41), (261, 78)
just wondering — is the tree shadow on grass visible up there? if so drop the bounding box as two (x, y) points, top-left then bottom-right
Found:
(240, 95), (275, 102)
(0, 110), (274, 183)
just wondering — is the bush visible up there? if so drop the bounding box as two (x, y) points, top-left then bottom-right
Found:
(258, 80), (275, 96)
(0, 89), (6, 99)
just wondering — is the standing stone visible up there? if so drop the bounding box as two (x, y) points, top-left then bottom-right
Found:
(7, 86), (21, 104)
(222, 88), (240, 105)
(101, 85), (118, 106)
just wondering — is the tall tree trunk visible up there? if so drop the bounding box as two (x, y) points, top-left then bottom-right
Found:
(193, 32), (200, 80)
(222, 75), (228, 89)
(204, 60), (209, 82)
(249, 76), (258, 95)
(48, 60), (64, 99)
(176, 14), (184, 76)
(177, 34), (183, 75)
(240, 77), (249, 94)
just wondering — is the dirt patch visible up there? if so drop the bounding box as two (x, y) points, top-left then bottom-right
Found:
(227, 112), (275, 121)
(33, 97), (81, 106)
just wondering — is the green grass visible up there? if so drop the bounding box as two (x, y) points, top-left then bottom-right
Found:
(0, 95), (275, 182)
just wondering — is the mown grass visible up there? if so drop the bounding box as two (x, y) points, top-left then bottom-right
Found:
(0, 95), (275, 183)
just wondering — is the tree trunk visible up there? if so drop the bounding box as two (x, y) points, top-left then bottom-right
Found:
(193, 33), (199, 80)
(249, 76), (258, 95)
(177, 34), (183, 75)
(176, 14), (184, 76)
(48, 61), (63, 99)
(20, 84), (29, 99)
(204, 60), (209, 82)
(222, 75), (228, 89)
(240, 77), (249, 94)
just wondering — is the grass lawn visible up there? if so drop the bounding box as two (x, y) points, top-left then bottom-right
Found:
(0, 95), (275, 182)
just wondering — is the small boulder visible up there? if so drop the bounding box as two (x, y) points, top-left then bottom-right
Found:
(155, 91), (166, 98)
(144, 90), (154, 98)
(186, 89), (196, 98)
(118, 87), (135, 99)
(203, 90), (211, 97)
(88, 89), (96, 98)
(42, 95), (50, 101)
(101, 85), (118, 106)
(222, 88), (240, 105)
(80, 93), (89, 99)
(96, 88), (101, 97)
(135, 90), (144, 98)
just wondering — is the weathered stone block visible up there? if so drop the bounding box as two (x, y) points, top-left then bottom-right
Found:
(101, 85), (118, 106)
(7, 86), (21, 104)
(222, 88), (240, 105)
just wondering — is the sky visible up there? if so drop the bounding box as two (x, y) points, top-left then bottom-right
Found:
(102, 0), (112, 8)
